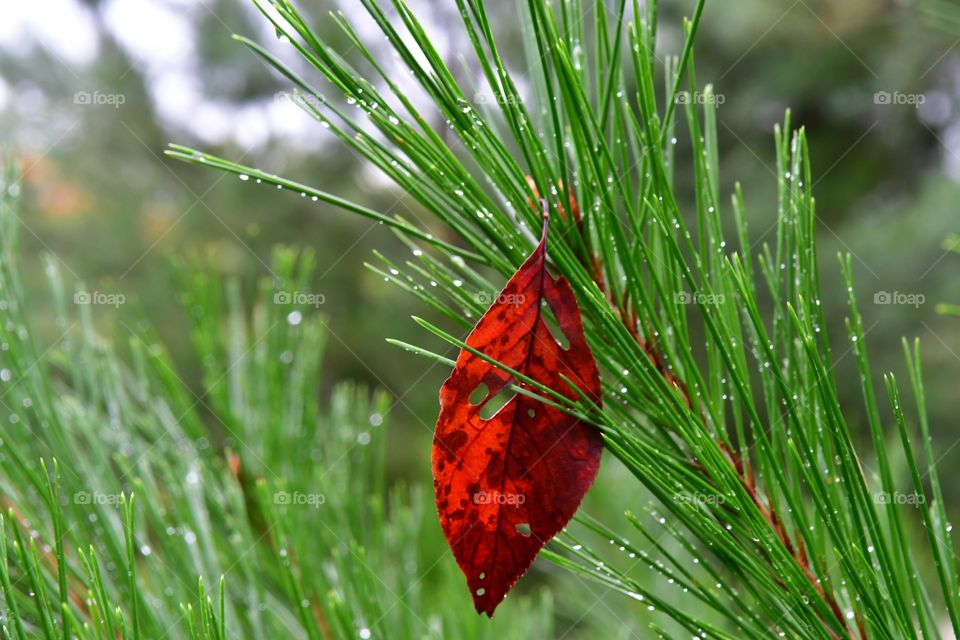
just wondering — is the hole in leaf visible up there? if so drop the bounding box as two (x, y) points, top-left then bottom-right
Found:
(541, 301), (570, 350)
(515, 523), (532, 537)
(469, 383), (489, 405)
(479, 384), (514, 420)
(476, 587), (486, 596)
(527, 408), (536, 418)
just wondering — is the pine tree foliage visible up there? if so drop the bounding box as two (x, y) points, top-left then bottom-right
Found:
(168, 1), (960, 638)
(0, 163), (555, 639)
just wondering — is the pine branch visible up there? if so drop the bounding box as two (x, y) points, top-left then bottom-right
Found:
(164, 1), (960, 638)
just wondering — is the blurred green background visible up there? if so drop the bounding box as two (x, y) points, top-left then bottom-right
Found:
(3, 0), (960, 604)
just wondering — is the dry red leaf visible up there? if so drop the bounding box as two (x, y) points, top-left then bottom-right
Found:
(432, 214), (603, 616)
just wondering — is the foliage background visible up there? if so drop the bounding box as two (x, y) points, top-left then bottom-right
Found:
(3, 0), (960, 635)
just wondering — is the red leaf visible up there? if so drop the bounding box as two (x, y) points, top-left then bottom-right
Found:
(432, 215), (603, 616)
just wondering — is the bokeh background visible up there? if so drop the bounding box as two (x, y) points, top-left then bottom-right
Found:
(3, 0), (960, 615)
